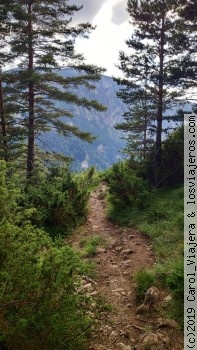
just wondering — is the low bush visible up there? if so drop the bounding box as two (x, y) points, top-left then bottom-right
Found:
(22, 167), (89, 236)
(0, 223), (92, 350)
(0, 161), (20, 224)
(0, 161), (93, 349)
(106, 161), (150, 209)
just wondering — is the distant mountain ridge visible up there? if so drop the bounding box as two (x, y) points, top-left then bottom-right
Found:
(38, 69), (189, 171)
(39, 70), (127, 171)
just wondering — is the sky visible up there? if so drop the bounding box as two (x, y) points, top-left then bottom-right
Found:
(72, 0), (132, 77)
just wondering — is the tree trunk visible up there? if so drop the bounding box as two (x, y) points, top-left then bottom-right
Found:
(143, 59), (148, 160)
(27, 1), (35, 177)
(155, 0), (165, 184)
(0, 72), (8, 161)
(143, 107), (148, 159)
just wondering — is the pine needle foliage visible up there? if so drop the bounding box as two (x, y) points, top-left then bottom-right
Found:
(115, 0), (197, 184)
(1, 0), (106, 176)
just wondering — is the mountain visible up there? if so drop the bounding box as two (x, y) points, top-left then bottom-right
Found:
(39, 70), (127, 171)
(38, 69), (189, 171)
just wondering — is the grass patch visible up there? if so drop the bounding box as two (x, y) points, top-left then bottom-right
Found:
(134, 268), (156, 302)
(78, 260), (97, 279)
(74, 167), (102, 192)
(80, 235), (103, 258)
(109, 186), (183, 262)
(138, 187), (183, 261)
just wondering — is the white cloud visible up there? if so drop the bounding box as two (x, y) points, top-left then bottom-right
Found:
(112, 0), (129, 25)
(75, 0), (131, 76)
(71, 0), (106, 24)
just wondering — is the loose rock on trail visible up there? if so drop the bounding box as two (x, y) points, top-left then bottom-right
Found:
(68, 184), (183, 350)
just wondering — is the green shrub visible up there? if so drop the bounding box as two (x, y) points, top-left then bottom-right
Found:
(107, 161), (150, 209)
(0, 163), (93, 349)
(0, 223), (92, 350)
(0, 161), (20, 224)
(48, 171), (88, 230)
(22, 168), (89, 235)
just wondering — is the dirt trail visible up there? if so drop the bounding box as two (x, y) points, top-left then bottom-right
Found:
(69, 184), (183, 350)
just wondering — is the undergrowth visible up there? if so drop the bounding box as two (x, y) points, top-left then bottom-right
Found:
(0, 161), (98, 349)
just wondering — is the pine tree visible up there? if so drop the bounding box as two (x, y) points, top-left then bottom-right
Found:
(115, 56), (156, 159)
(115, 0), (193, 183)
(0, 1), (24, 162)
(7, 0), (106, 176)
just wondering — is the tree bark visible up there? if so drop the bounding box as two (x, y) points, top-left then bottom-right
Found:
(27, 0), (35, 177)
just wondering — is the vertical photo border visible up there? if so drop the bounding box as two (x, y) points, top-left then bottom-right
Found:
(184, 114), (197, 350)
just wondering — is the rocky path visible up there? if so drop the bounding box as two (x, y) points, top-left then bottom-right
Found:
(69, 184), (183, 350)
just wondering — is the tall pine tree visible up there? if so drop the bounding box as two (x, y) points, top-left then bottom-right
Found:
(6, 0), (106, 176)
(115, 0), (193, 183)
(115, 56), (156, 159)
